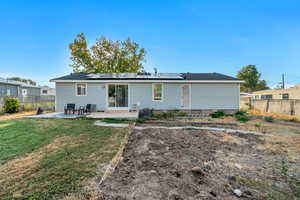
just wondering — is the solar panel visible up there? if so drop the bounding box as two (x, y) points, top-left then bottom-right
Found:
(87, 73), (183, 79)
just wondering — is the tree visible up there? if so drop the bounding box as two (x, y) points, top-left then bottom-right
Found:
(69, 33), (146, 73)
(237, 65), (269, 92)
(8, 77), (36, 86)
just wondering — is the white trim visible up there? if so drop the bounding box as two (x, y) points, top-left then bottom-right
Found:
(180, 84), (191, 109)
(106, 83), (129, 110)
(75, 83), (87, 96)
(152, 83), (164, 102)
(51, 79), (244, 83)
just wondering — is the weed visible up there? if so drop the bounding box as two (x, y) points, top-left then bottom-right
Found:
(264, 116), (274, 123)
(210, 111), (225, 118)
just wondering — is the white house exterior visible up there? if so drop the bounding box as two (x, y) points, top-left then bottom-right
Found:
(51, 73), (242, 112)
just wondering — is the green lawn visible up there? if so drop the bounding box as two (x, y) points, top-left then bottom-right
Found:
(0, 118), (128, 200)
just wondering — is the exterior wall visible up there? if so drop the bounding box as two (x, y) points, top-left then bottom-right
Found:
(251, 85), (300, 100)
(55, 82), (106, 111)
(56, 82), (240, 111)
(21, 87), (41, 97)
(0, 83), (19, 97)
(129, 83), (181, 110)
(41, 86), (56, 96)
(191, 83), (240, 110)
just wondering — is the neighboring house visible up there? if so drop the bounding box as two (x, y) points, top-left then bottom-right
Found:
(41, 86), (56, 96)
(51, 72), (243, 112)
(0, 78), (41, 98)
(250, 84), (300, 100)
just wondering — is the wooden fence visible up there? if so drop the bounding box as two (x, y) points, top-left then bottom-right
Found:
(0, 95), (55, 113)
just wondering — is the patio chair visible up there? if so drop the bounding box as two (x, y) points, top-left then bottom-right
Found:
(85, 104), (92, 114)
(64, 104), (75, 115)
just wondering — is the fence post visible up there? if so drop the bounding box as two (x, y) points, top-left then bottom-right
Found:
(266, 99), (270, 113)
(291, 100), (295, 116)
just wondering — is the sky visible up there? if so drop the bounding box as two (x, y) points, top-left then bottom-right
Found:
(0, 0), (300, 87)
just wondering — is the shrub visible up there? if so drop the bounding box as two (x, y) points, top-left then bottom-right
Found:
(264, 116), (274, 122)
(235, 114), (250, 122)
(4, 97), (20, 113)
(210, 111), (225, 118)
(235, 110), (250, 122)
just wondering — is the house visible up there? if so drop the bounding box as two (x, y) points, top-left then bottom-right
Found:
(0, 78), (41, 98)
(41, 86), (56, 96)
(50, 72), (243, 113)
(250, 84), (300, 100)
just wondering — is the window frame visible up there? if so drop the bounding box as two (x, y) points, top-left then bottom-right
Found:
(22, 89), (28, 96)
(282, 93), (289, 99)
(75, 83), (87, 96)
(152, 83), (163, 102)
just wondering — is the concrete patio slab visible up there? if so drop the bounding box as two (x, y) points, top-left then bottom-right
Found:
(26, 112), (80, 118)
(87, 112), (138, 119)
(94, 121), (129, 127)
(26, 111), (139, 119)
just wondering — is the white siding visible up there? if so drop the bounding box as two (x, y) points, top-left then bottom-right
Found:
(191, 83), (240, 109)
(55, 83), (106, 111)
(55, 82), (240, 111)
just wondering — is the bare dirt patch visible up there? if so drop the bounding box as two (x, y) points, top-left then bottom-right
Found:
(0, 111), (37, 121)
(98, 125), (300, 200)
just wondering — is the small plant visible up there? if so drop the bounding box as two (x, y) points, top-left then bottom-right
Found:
(3, 97), (20, 113)
(235, 110), (250, 122)
(264, 116), (274, 122)
(288, 118), (298, 123)
(281, 158), (289, 177)
(210, 111), (225, 118)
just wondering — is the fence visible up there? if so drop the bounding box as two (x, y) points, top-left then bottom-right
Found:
(0, 95), (55, 113)
(241, 97), (300, 117)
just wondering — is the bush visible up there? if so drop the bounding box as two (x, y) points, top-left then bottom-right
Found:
(235, 110), (250, 122)
(264, 116), (274, 122)
(235, 114), (250, 122)
(4, 97), (20, 113)
(210, 111), (225, 118)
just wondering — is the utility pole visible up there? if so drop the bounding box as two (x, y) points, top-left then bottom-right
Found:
(282, 74), (285, 89)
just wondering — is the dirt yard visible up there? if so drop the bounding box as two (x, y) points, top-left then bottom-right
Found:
(98, 119), (300, 200)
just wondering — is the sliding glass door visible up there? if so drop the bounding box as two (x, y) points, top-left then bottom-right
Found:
(108, 84), (128, 109)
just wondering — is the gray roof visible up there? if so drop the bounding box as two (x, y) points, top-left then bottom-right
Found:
(51, 72), (240, 81)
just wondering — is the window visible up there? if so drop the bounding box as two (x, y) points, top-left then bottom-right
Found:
(76, 83), (87, 96)
(152, 83), (163, 101)
(22, 89), (27, 96)
(282, 93), (289, 99)
(7, 89), (11, 96)
(261, 94), (272, 99)
(42, 89), (48, 94)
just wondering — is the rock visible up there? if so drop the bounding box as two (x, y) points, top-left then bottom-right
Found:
(233, 189), (242, 197)
(191, 166), (205, 176)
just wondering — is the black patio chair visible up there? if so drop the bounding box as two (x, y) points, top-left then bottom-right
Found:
(85, 104), (92, 114)
(64, 104), (75, 115)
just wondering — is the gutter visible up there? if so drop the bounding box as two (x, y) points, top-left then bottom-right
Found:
(50, 79), (244, 83)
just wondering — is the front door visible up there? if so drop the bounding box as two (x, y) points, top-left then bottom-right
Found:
(181, 84), (190, 109)
(107, 84), (128, 110)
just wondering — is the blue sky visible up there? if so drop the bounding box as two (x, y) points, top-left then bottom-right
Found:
(0, 0), (300, 87)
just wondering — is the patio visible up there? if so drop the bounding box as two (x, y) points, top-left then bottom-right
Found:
(26, 111), (139, 119)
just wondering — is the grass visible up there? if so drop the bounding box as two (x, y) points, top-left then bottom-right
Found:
(0, 118), (128, 199)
